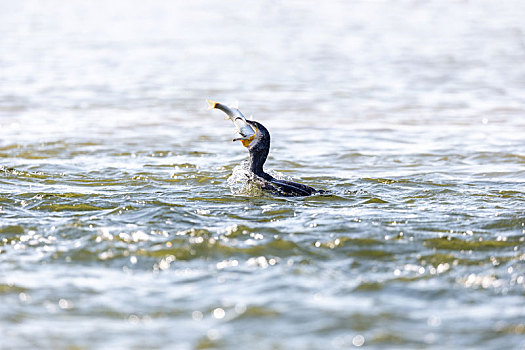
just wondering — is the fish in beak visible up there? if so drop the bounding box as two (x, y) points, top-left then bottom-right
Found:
(207, 99), (257, 146)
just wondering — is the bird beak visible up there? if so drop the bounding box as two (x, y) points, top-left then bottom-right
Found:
(233, 126), (257, 147)
(207, 99), (256, 146)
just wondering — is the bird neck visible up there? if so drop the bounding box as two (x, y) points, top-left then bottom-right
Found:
(245, 120), (273, 181)
(249, 148), (272, 181)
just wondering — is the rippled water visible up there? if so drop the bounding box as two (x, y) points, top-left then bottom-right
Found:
(1, 1), (525, 349)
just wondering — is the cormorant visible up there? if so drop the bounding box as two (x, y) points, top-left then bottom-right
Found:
(208, 100), (322, 197)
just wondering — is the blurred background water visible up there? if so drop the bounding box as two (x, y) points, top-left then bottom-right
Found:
(1, 0), (524, 349)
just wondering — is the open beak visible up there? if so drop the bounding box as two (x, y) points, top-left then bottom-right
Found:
(233, 125), (257, 147)
(207, 99), (257, 145)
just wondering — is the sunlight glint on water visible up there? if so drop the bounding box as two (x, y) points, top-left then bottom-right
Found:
(1, 1), (524, 349)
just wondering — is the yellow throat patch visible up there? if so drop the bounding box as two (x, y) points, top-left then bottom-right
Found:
(241, 127), (257, 147)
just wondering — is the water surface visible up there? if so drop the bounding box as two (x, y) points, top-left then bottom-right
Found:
(1, 1), (524, 349)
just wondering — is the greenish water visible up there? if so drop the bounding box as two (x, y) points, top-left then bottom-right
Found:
(1, 1), (524, 349)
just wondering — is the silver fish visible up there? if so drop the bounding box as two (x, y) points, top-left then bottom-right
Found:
(207, 99), (256, 142)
